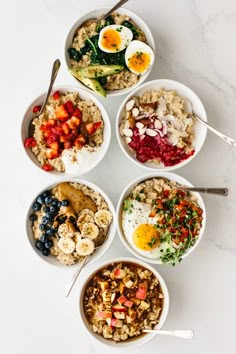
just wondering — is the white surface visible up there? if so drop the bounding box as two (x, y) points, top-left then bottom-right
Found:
(0, 0), (236, 353)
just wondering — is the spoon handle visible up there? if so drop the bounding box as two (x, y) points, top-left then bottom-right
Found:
(99, 0), (129, 22)
(195, 115), (236, 149)
(65, 255), (88, 298)
(143, 329), (194, 339)
(39, 59), (61, 115)
(181, 187), (229, 196)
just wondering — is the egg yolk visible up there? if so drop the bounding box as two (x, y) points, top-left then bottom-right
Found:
(133, 224), (160, 251)
(128, 51), (151, 73)
(101, 29), (121, 52)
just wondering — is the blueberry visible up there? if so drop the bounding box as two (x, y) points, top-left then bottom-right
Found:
(69, 216), (76, 225)
(51, 199), (59, 207)
(42, 248), (50, 256)
(39, 224), (46, 231)
(56, 215), (67, 224)
(43, 206), (50, 213)
(46, 212), (55, 222)
(37, 195), (45, 205)
(35, 241), (44, 250)
(46, 227), (56, 236)
(39, 234), (48, 243)
(41, 216), (49, 225)
(45, 241), (53, 249)
(32, 202), (41, 211)
(30, 213), (37, 222)
(50, 205), (59, 213)
(45, 196), (53, 205)
(42, 190), (51, 198)
(61, 199), (70, 206)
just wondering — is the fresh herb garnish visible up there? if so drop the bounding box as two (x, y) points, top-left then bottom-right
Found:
(147, 237), (157, 248)
(123, 199), (133, 214)
(135, 195), (141, 202)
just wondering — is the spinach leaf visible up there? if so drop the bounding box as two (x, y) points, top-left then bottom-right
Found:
(122, 20), (140, 39)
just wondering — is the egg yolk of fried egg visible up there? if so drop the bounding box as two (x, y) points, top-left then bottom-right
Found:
(133, 224), (160, 251)
(98, 25), (133, 53)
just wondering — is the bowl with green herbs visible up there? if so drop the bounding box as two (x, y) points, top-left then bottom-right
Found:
(116, 172), (206, 266)
(65, 7), (155, 97)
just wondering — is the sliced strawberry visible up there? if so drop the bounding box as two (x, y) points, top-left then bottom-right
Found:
(67, 116), (81, 129)
(53, 90), (60, 100)
(24, 137), (36, 148)
(40, 123), (52, 132)
(64, 141), (73, 149)
(51, 125), (63, 136)
(73, 107), (82, 118)
(64, 100), (74, 114)
(48, 141), (59, 150)
(47, 119), (56, 126)
(74, 134), (86, 149)
(46, 135), (58, 145)
(55, 105), (68, 120)
(85, 121), (102, 135)
(33, 105), (41, 113)
(61, 122), (70, 135)
(42, 163), (53, 171)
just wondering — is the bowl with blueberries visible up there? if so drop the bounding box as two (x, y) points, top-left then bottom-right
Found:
(26, 179), (116, 267)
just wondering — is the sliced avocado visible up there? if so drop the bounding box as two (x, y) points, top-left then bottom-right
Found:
(69, 68), (106, 97)
(77, 64), (124, 79)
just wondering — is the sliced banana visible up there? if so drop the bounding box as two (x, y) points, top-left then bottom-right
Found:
(79, 209), (95, 218)
(81, 222), (99, 240)
(94, 209), (113, 228)
(57, 237), (75, 254)
(73, 232), (82, 244)
(77, 214), (94, 229)
(76, 238), (95, 256)
(58, 223), (74, 238)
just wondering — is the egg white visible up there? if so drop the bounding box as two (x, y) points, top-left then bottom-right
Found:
(98, 25), (133, 53)
(125, 40), (154, 75)
(122, 200), (167, 259)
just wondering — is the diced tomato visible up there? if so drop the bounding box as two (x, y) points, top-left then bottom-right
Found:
(64, 100), (74, 114)
(73, 107), (82, 118)
(42, 163), (53, 172)
(149, 208), (156, 217)
(53, 90), (60, 100)
(136, 283), (147, 300)
(181, 227), (189, 238)
(163, 190), (170, 198)
(33, 105), (41, 113)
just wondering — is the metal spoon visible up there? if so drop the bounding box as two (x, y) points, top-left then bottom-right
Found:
(82, 0), (129, 27)
(28, 59), (61, 136)
(143, 329), (194, 339)
(65, 255), (89, 298)
(185, 98), (236, 149)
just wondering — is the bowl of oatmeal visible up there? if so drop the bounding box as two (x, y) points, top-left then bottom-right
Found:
(21, 86), (111, 175)
(26, 179), (116, 267)
(116, 79), (207, 170)
(65, 7), (155, 97)
(116, 172), (206, 265)
(78, 257), (169, 348)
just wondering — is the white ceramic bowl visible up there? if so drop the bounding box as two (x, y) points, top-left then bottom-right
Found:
(78, 257), (169, 349)
(116, 172), (206, 265)
(64, 7), (155, 97)
(116, 79), (208, 171)
(21, 85), (111, 176)
(25, 179), (116, 268)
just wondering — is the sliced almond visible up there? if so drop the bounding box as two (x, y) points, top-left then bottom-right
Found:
(119, 123), (125, 136)
(135, 114), (146, 120)
(124, 120), (130, 129)
(139, 127), (147, 135)
(162, 122), (168, 135)
(125, 137), (132, 144)
(132, 108), (140, 117)
(157, 129), (164, 137)
(146, 129), (158, 137)
(126, 99), (135, 111)
(140, 135), (145, 141)
(136, 122), (144, 129)
(154, 120), (162, 129)
(123, 128), (133, 137)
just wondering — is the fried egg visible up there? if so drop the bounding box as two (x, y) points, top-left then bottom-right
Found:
(122, 200), (164, 259)
(125, 40), (154, 75)
(98, 25), (133, 53)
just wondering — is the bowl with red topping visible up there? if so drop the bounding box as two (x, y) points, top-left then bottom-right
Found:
(21, 86), (111, 175)
(78, 257), (169, 348)
(116, 172), (206, 265)
(116, 79), (207, 171)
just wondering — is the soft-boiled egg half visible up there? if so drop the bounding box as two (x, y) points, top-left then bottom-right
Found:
(122, 200), (164, 259)
(125, 40), (154, 75)
(98, 25), (133, 53)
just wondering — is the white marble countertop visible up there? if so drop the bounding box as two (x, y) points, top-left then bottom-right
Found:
(1, 0), (236, 353)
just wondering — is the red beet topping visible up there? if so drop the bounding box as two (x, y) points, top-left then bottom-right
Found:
(128, 128), (194, 167)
